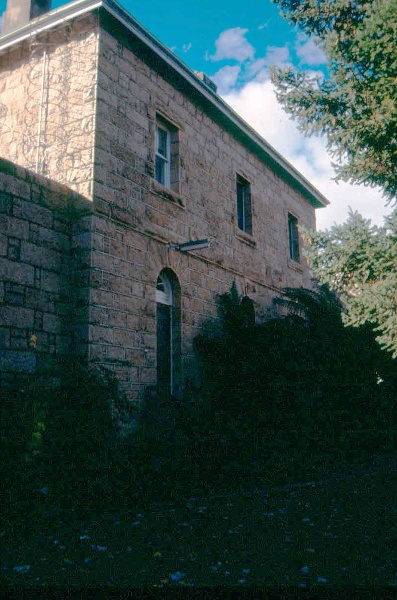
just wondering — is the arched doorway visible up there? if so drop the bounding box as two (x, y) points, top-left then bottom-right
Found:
(156, 269), (181, 398)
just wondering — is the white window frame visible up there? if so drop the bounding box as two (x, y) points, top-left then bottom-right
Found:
(156, 272), (173, 306)
(155, 123), (172, 188)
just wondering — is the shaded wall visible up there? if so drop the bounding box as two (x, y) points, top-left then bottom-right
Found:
(0, 158), (92, 386)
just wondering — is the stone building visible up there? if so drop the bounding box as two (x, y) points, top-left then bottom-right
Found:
(0, 0), (328, 399)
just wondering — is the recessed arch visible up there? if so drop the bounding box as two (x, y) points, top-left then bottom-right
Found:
(156, 268), (182, 398)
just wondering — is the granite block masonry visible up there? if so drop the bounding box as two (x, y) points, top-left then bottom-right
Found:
(0, 157), (92, 385)
(0, 0), (328, 400)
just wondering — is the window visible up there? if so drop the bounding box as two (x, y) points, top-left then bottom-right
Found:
(155, 124), (171, 187)
(156, 269), (181, 398)
(155, 117), (179, 192)
(288, 213), (300, 262)
(236, 175), (252, 235)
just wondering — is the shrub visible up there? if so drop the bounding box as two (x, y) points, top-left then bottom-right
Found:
(1, 359), (135, 513)
(192, 283), (397, 474)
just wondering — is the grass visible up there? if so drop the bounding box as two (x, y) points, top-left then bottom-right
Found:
(2, 452), (396, 588)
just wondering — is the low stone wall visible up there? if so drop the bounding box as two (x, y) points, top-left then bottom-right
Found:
(0, 158), (92, 386)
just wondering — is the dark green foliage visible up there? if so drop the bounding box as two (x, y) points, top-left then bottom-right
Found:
(284, 0), (397, 399)
(0, 360), (129, 514)
(0, 379), (45, 493)
(38, 362), (117, 502)
(306, 208), (397, 358)
(270, 0), (397, 372)
(271, 0), (397, 200)
(2, 286), (395, 515)
(192, 284), (396, 474)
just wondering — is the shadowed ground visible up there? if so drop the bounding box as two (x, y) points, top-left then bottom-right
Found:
(2, 454), (396, 588)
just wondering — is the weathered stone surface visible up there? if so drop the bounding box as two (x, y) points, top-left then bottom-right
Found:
(0, 159), (92, 377)
(0, 16), (99, 200)
(0, 10), (324, 399)
(0, 305), (34, 328)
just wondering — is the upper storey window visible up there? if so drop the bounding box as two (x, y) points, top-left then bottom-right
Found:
(288, 213), (300, 262)
(236, 174), (252, 235)
(155, 123), (171, 186)
(155, 117), (179, 192)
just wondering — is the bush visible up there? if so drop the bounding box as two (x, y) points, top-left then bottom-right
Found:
(1, 359), (134, 514)
(191, 284), (397, 477)
(106, 284), (397, 499)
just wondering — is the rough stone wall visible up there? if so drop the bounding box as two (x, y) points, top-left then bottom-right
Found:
(88, 24), (318, 399)
(0, 157), (92, 386)
(0, 12), (320, 399)
(0, 13), (99, 199)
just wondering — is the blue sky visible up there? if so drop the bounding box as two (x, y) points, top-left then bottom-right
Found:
(0, 0), (393, 229)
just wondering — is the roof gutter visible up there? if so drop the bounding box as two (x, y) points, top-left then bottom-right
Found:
(0, 0), (329, 208)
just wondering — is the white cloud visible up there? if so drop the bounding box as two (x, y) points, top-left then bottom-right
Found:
(295, 34), (326, 66)
(212, 65), (241, 94)
(258, 19), (272, 30)
(211, 45), (292, 89)
(247, 58), (268, 79)
(264, 44), (291, 67)
(210, 27), (255, 62)
(222, 79), (393, 230)
(182, 42), (192, 53)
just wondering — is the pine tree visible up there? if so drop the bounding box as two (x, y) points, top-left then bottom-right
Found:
(306, 208), (397, 356)
(271, 0), (397, 200)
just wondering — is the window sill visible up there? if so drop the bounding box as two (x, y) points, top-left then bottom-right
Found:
(287, 257), (303, 272)
(150, 179), (185, 208)
(236, 229), (256, 247)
